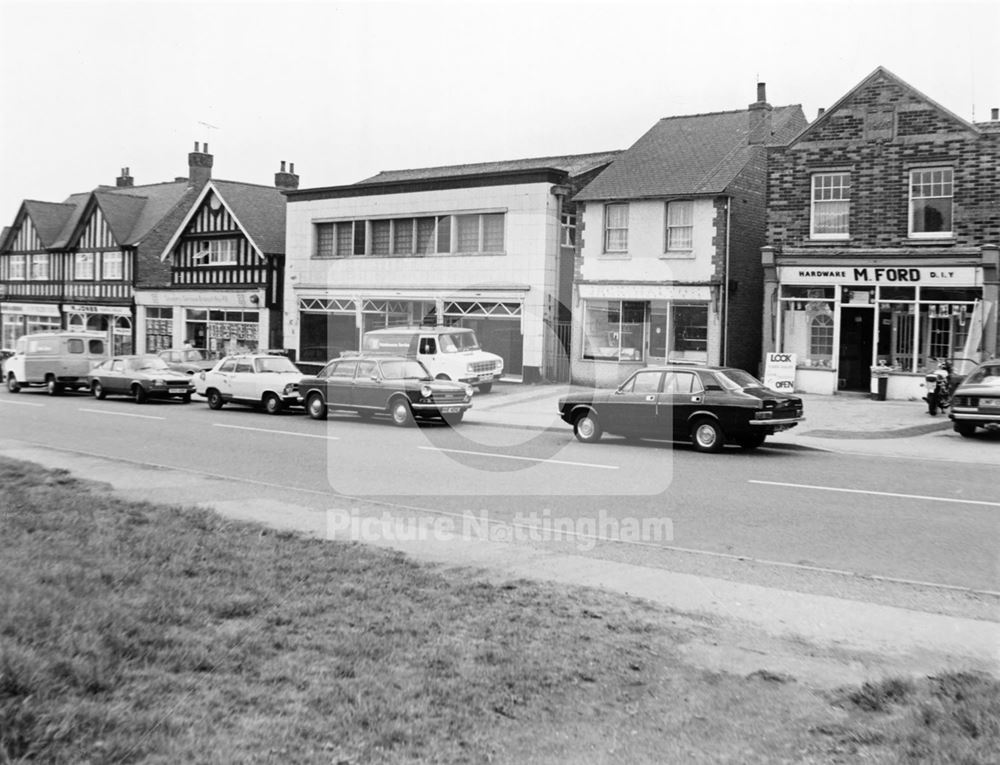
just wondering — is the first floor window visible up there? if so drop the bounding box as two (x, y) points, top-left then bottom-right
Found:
(102, 251), (123, 279)
(315, 223), (335, 257)
(811, 173), (850, 238)
(9, 254), (26, 280)
(909, 167), (952, 237)
(666, 201), (693, 251)
(30, 254), (49, 280)
(74, 252), (95, 280)
(197, 239), (237, 265)
(561, 212), (576, 247)
(604, 203), (628, 253)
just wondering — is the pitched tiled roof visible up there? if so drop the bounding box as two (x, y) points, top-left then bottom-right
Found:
(358, 151), (622, 184)
(22, 200), (78, 247)
(106, 181), (195, 245)
(212, 180), (286, 255)
(574, 106), (806, 201)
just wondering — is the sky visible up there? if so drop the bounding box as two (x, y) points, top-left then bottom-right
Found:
(0, 0), (997, 222)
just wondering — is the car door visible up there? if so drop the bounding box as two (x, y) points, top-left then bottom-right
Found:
(606, 370), (664, 435)
(106, 358), (129, 395)
(661, 371), (704, 437)
(230, 360), (257, 402)
(351, 359), (381, 409)
(322, 359), (358, 409)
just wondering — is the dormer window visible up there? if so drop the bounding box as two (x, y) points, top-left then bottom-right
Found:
(810, 173), (850, 239)
(195, 239), (238, 265)
(909, 168), (953, 238)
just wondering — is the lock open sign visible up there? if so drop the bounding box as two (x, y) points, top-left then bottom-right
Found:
(764, 352), (797, 393)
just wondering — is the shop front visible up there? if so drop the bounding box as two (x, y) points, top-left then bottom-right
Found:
(572, 284), (716, 388)
(64, 304), (133, 355)
(135, 290), (272, 357)
(765, 259), (997, 398)
(1, 302), (61, 348)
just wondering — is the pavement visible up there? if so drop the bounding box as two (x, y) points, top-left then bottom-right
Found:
(467, 380), (1000, 464)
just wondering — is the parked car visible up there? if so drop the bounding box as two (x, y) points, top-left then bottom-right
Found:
(361, 326), (503, 392)
(3, 331), (108, 394)
(298, 354), (473, 426)
(157, 347), (218, 375)
(557, 365), (804, 452)
(89, 355), (195, 403)
(194, 354), (303, 414)
(948, 359), (1000, 437)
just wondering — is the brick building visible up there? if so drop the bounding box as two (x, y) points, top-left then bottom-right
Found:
(762, 67), (1000, 398)
(570, 85), (806, 387)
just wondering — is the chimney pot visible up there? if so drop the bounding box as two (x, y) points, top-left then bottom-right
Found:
(290, 162), (295, 173)
(274, 161), (300, 190)
(756, 82), (766, 103)
(818, 107), (826, 118)
(204, 143), (208, 153)
(992, 108), (999, 121)
(280, 160), (286, 172)
(187, 142), (213, 185)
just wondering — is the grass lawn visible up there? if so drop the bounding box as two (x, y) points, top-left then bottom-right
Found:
(1, 456), (997, 763)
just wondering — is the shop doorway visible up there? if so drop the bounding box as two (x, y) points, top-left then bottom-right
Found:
(838, 307), (874, 391)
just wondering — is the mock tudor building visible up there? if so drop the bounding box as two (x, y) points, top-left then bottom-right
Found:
(0, 143), (292, 357)
(282, 153), (618, 382)
(571, 85), (807, 387)
(762, 67), (1000, 398)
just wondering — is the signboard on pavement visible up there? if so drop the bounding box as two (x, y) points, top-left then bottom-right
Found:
(764, 352), (796, 392)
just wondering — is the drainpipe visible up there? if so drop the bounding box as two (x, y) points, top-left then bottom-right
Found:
(722, 197), (731, 365)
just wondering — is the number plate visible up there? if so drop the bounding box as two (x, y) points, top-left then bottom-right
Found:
(981, 398), (1000, 407)
(477, 374), (494, 382)
(169, 388), (188, 394)
(442, 406), (461, 414)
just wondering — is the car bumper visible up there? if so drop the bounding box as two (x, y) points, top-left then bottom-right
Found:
(950, 411), (1000, 423)
(411, 401), (472, 415)
(748, 416), (805, 432)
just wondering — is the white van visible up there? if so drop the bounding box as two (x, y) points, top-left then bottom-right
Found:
(3, 331), (109, 394)
(361, 326), (504, 392)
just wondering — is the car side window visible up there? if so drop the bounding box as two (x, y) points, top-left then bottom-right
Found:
(67, 339), (84, 354)
(419, 337), (437, 354)
(664, 372), (699, 394)
(319, 361), (337, 378)
(111, 360), (124, 373)
(89, 340), (105, 355)
(235, 362), (253, 374)
(218, 360), (237, 373)
(629, 371), (663, 393)
(356, 360), (378, 379)
(330, 361), (358, 379)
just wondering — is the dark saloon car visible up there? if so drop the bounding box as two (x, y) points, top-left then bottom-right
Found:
(558, 365), (804, 452)
(949, 359), (1000, 437)
(89, 355), (195, 403)
(299, 354), (472, 426)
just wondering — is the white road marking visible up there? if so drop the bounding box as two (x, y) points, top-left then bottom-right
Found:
(78, 408), (165, 421)
(213, 423), (340, 441)
(0, 399), (44, 407)
(418, 445), (619, 470)
(750, 479), (1000, 508)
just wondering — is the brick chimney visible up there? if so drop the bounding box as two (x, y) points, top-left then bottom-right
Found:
(116, 167), (134, 187)
(748, 82), (773, 145)
(188, 141), (213, 185)
(274, 160), (300, 190)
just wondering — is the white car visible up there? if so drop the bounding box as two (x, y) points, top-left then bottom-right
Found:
(195, 354), (303, 414)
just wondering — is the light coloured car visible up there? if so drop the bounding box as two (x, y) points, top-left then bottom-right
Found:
(195, 354), (303, 414)
(949, 359), (1000, 437)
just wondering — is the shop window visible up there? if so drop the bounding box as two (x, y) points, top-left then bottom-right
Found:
(583, 300), (644, 361)
(810, 173), (850, 239)
(909, 168), (952, 237)
(779, 289), (835, 368)
(670, 305), (707, 362)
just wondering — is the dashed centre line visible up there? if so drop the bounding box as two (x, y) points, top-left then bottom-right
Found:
(750, 480), (1000, 508)
(79, 408), (165, 421)
(0, 399), (44, 407)
(213, 423), (340, 441)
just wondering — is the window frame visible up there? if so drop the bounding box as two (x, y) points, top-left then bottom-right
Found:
(74, 252), (95, 281)
(102, 251), (124, 280)
(908, 167), (953, 239)
(9, 254), (26, 280)
(665, 200), (694, 252)
(810, 172), (851, 240)
(603, 203), (628, 254)
(29, 253), (49, 280)
(198, 239), (238, 266)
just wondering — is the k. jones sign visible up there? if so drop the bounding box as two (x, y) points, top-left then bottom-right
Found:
(778, 266), (981, 286)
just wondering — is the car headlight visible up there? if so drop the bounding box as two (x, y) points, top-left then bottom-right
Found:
(464, 384), (474, 397)
(154, 378), (165, 386)
(420, 384), (433, 399)
(466, 363), (475, 374)
(283, 383), (298, 395)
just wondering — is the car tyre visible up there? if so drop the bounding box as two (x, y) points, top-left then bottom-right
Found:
(390, 397), (414, 427)
(92, 382), (106, 400)
(573, 410), (602, 443)
(954, 422), (977, 438)
(207, 389), (224, 410)
(738, 433), (767, 450)
(46, 376), (61, 396)
(6, 374), (20, 393)
(263, 393), (283, 415)
(478, 382), (493, 394)
(306, 393), (327, 420)
(691, 418), (725, 453)
(133, 385), (147, 404)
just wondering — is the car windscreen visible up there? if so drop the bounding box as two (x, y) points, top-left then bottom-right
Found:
(183, 349), (208, 362)
(714, 368), (766, 390)
(379, 360), (431, 380)
(963, 365), (1000, 386)
(254, 357), (300, 373)
(438, 332), (480, 353)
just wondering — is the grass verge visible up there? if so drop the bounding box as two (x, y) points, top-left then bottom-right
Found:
(0, 456), (996, 763)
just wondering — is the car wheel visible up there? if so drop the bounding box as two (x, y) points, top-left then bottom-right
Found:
(691, 418), (725, 453)
(46, 376), (61, 396)
(390, 397), (414, 427)
(478, 382), (493, 394)
(133, 385), (147, 404)
(306, 393), (327, 420)
(573, 410), (602, 443)
(263, 393), (282, 415)
(207, 389), (224, 410)
(6, 374), (20, 393)
(954, 422), (977, 438)
(92, 382), (106, 400)
(737, 433), (767, 450)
